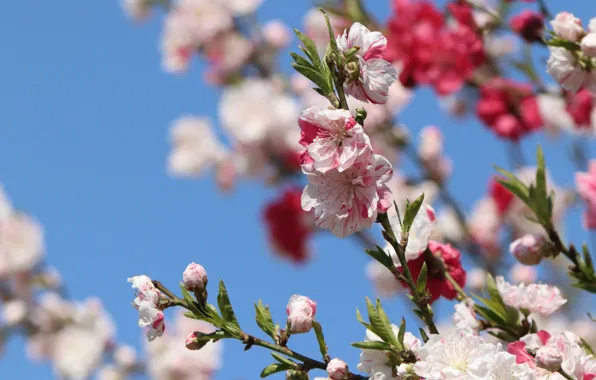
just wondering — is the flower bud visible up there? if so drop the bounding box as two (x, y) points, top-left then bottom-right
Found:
(286, 294), (316, 333)
(182, 262), (208, 291)
(550, 12), (585, 42)
(581, 33), (596, 57)
(286, 370), (309, 380)
(510, 10), (544, 43)
(509, 234), (552, 265)
(185, 331), (209, 351)
(535, 345), (563, 371)
(327, 358), (348, 380)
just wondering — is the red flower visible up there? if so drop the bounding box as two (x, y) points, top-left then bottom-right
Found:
(476, 78), (543, 140)
(489, 177), (515, 215)
(510, 10), (544, 43)
(263, 189), (312, 264)
(399, 241), (466, 303)
(566, 89), (594, 128)
(386, 0), (485, 95)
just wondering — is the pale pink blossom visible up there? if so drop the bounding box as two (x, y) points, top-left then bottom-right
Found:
(222, 0), (262, 15)
(97, 365), (126, 380)
(509, 233), (551, 265)
(122, 0), (151, 21)
(389, 204), (435, 261)
(204, 32), (253, 84)
(509, 263), (538, 284)
(576, 160), (596, 229)
(418, 126), (452, 181)
(114, 345), (137, 369)
(182, 262), (208, 291)
(453, 300), (480, 333)
(128, 275), (166, 341)
(550, 12), (585, 42)
(581, 33), (596, 57)
(299, 107), (370, 173)
(0, 212), (44, 277)
(302, 149), (393, 238)
(304, 8), (348, 53)
(327, 358), (348, 380)
(263, 20), (291, 49)
(336, 22), (398, 104)
(537, 93), (575, 134)
(2, 299), (26, 326)
(168, 116), (225, 177)
(467, 267), (487, 291)
(546, 47), (596, 93)
(496, 276), (567, 316)
(286, 294), (316, 333)
(536, 345), (563, 371)
(468, 197), (502, 259)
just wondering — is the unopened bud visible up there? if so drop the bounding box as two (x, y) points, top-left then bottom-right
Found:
(286, 294), (316, 334)
(327, 358), (348, 380)
(535, 345), (563, 371)
(509, 234), (552, 265)
(182, 262), (208, 291)
(185, 331), (209, 351)
(286, 370), (309, 380)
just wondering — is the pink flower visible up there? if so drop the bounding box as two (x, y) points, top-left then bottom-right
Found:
(128, 275), (166, 341)
(536, 345), (563, 371)
(547, 47), (596, 93)
(496, 276), (567, 316)
(550, 12), (585, 42)
(336, 22), (398, 104)
(567, 89), (594, 129)
(581, 33), (596, 57)
(182, 263), (208, 292)
(509, 234), (551, 265)
(302, 149), (393, 238)
(263, 20), (291, 49)
(0, 212), (45, 277)
(327, 358), (349, 380)
(418, 126), (452, 181)
(299, 107), (370, 173)
(286, 295), (316, 333)
(510, 10), (544, 43)
(389, 204), (435, 260)
(576, 160), (596, 229)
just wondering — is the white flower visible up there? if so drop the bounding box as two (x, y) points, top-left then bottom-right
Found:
(415, 330), (532, 379)
(286, 294), (317, 333)
(167, 116), (225, 177)
(221, 0), (262, 15)
(114, 345), (137, 369)
(547, 47), (596, 93)
(336, 22), (398, 104)
(2, 299), (26, 326)
(536, 345), (563, 371)
(582, 33), (596, 57)
(299, 106), (371, 173)
(357, 326), (421, 379)
(453, 301), (480, 332)
(0, 212), (44, 277)
(53, 326), (106, 380)
(388, 204), (435, 261)
(302, 149), (393, 238)
(537, 93), (575, 134)
(122, 0), (151, 21)
(128, 275), (165, 341)
(495, 276), (567, 316)
(550, 12), (585, 42)
(220, 79), (299, 144)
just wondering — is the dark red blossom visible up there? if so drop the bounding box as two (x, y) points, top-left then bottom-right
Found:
(510, 10), (544, 43)
(489, 177), (515, 215)
(263, 188), (312, 264)
(566, 89), (594, 128)
(399, 241), (466, 303)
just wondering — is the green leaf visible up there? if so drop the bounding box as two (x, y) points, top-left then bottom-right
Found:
(376, 299), (400, 347)
(319, 8), (339, 52)
(365, 298), (398, 347)
(260, 363), (292, 378)
(351, 341), (392, 350)
(289, 52), (314, 69)
(402, 193), (425, 233)
(179, 283), (203, 316)
(419, 328), (429, 343)
(474, 305), (506, 325)
(291, 63), (327, 90)
(364, 245), (394, 270)
(255, 300), (277, 341)
(397, 318), (406, 349)
(313, 321), (329, 359)
(271, 352), (298, 367)
(494, 166), (530, 203)
(294, 29), (320, 68)
(581, 337), (596, 356)
(393, 201), (403, 229)
(546, 38), (580, 51)
(416, 262), (428, 296)
(217, 280), (241, 332)
(356, 308), (372, 330)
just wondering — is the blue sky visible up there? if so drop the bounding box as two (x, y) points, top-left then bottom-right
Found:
(1, 0), (596, 379)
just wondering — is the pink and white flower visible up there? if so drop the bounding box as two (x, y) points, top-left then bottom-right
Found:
(302, 149), (393, 238)
(453, 300), (480, 333)
(576, 160), (596, 229)
(182, 262), (208, 292)
(550, 12), (585, 42)
(388, 204), (435, 260)
(286, 294), (316, 333)
(496, 276), (567, 316)
(327, 358), (349, 380)
(509, 233), (551, 265)
(546, 47), (596, 93)
(0, 212), (45, 277)
(299, 106), (370, 173)
(336, 22), (398, 104)
(128, 275), (166, 341)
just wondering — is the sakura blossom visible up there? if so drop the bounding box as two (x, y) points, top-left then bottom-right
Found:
(286, 294), (317, 333)
(509, 233), (552, 265)
(453, 300), (480, 332)
(301, 149), (393, 238)
(510, 10), (545, 43)
(496, 276), (567, 316)
(336, 22), (398, 104)
(128, 275), (166, 341)
(299, 107), (371, 173)
(182, 262), (208, 291)
(550, 12), (585, 42)
(0, 212), (45, 277)
(388, 204), (435, 260)
(326, 358), (349, 380)
(546, 46), (596, 94)
(576, 160), (596, 229)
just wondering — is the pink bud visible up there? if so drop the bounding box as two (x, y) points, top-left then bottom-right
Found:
(185, 331), (208, 351)
(327, 358), (349, 380)
(263, 20), (291, 49)
(550, 12), (585, 42)
(286, 294), (316, 333)
(182, 263), (208, 291)
(535, 345), (563, 371)
(509, 234), (551, 265)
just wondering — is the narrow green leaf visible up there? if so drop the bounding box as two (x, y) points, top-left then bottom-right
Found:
(402, 194), (425, 233)
(582, 337), (596, 356)
(356, 308), (372, 330)
(260, 363), (291, 378)
(217, 280), (240, 328)
(255, 300), (277, 340)
(179, 283), (203, 316)
(475, 305), (506, 325)
(416, 262), (428, 296)
(319, 8), (339, 52)
(397, 318), (406, 348)
(364, 245), (394, 270)
(290, 63), (327, 90)
(496, 178), (530, 205)
(351, 341), (392, 350)
(313, 321), (329, 359)
(419, 328), (429, 343)
(294, 29), (320, 68)
(393, 201), (403, 229)
(376, 299), (400, 347)
(365, 298), (396, 346)
(289, 52), (314, 69)
(271, 352), (298, 367)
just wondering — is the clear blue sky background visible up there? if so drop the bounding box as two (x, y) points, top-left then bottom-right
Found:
(1, 1), (596, 379)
